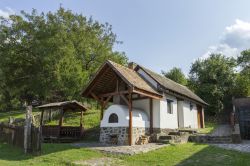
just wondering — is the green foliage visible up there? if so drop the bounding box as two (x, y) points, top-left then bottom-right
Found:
(189, 54), (236, 115)
(0, 7), (127, 110)
(162, 67), (187, 85)
(234, 50), (250, 97)
(198, 122), (217, 134)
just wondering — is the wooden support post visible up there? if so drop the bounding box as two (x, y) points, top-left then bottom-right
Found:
(58, 109), (64, 137)
(128, 91), (133, 146)
(24, 105), (32, 154)
(40, 110), (44, 126)
(202, 108), (205, 128)
(80, 110), (83, 136)
(100, 99), (104, 120)
(149, 98), (153, 134)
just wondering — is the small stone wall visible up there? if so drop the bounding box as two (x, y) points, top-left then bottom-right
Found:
(100, 127), (150, 145)
(188, 135), (232, 144)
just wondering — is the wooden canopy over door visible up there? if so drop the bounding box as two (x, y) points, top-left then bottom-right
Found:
(81, 61), (162, 145)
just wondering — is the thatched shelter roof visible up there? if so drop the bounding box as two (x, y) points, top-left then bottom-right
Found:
(37, 100), (87, 111)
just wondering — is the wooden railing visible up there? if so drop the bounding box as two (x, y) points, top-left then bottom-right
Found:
(42, 125), (83, 139)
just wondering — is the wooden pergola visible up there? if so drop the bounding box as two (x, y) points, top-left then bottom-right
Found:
(82, 61), (162, 145)
(37, 100), (87, 141)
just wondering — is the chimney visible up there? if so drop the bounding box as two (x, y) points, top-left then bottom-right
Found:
(128, 62), (137, 70)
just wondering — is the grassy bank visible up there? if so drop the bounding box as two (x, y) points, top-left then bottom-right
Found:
(1, 142), (250, 166)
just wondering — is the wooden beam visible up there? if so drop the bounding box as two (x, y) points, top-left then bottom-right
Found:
(132, 96), (149, 101)
(133, 88), (162, 100)
(116, 78), (119, 92)
(98, 90), (129, 98)
(149, 98), (153, 134)
(103, 95), (112, 108)
(120, 94), (129, 106)
(86, 66), (111, 96)
(128, 91), (133, 146)
(90, 93), (102, 105)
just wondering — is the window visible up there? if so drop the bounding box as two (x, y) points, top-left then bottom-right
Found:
(108, 113), (118, 123)
(167, 99), (173, 114)
(190, 102), (193, 111)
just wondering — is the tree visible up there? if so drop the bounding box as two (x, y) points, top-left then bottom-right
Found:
(234, 50), (250, 97)
(0, 7), (127, 110)
(162, 67), (187, 85)
(189, 54), (236, 115)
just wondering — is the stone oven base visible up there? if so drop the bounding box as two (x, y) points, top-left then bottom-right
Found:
(99, 127), (174, 145)
(99, 127), (149, 145)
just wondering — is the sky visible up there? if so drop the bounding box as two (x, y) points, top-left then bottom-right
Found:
(1, 0), (250, 75)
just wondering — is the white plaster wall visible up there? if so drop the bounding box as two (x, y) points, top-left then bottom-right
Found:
(153, 99), (160, 128)
(133, 98), (150, 116)
(159, 94), (178, 129)
(101, 105), (149, 128)
(182, 100), (198, 128)
(132, 98), (161, 128)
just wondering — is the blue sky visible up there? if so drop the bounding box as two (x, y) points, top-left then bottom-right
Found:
(1, 0), (250, 74)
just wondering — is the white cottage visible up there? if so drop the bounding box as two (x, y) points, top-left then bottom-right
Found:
(82, 60), (208, 145)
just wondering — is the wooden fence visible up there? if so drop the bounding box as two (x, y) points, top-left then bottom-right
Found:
(0, 123), (41, 154)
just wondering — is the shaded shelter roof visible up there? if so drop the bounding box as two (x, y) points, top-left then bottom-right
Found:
(37, 100), (87, 111)
(81, 60), (162, 99)
(233, 97), (250, 108)
(135, 65), (208, 106)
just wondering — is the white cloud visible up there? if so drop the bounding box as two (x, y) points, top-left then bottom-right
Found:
(202, 19), (250, 59)
(0, 7), (15, 19)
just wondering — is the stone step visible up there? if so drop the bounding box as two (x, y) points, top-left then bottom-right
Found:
(168, 131), (188, 136)
(157, 139), (170, 144)
(158, 135), (172, 140)
(168, 131), (180, 136)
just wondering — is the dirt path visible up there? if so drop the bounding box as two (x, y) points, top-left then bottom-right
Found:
(73, 157), (123, 166)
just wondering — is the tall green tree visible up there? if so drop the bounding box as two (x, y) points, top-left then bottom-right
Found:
(234, 49), (250, 97)
(162, 67), (187, 85)
(189, 54), (236, 115)
(0, 7), (127, 110)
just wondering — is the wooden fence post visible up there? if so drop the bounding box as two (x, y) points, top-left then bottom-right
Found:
(24, 105), (32, 154)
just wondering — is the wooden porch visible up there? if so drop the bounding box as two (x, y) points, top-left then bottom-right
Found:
(37, 101), (87, 142)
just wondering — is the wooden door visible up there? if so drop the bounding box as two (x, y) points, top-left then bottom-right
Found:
(197, 110), (201, 128)
(197, 105), (203, 128)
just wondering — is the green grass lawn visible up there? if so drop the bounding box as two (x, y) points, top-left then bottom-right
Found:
(46, 109), (100, 129)
(198, 122), (217, 134)
(1, 142), (250, 166)
(0, 109), (40, 123)
(120, 143), (250, 166)
(0, 142), (104, 166)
